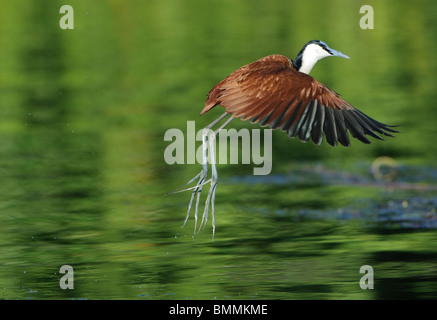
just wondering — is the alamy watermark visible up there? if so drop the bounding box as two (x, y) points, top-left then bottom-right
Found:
(360, 265), (374, 290)
(59, 265), (74, 289)
(58, 4), (373, 31)
(59, 5), (74, 30)
(164, 121), (272, 175)
(360, 5), (374, 29)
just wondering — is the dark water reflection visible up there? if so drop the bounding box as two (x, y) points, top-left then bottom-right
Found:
(1, 0), (437, 300)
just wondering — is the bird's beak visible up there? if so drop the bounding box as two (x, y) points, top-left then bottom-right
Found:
(329, 48), (350, 59)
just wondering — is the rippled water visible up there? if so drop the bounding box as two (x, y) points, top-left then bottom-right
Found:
(1, 0), (437, 300)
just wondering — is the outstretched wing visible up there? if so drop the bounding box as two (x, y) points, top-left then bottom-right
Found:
(201, 54), (397, 146)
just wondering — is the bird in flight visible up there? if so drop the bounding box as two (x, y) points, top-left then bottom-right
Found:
(171, 40), (398, 239)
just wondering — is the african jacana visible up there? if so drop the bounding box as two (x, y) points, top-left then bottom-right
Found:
(172, 40), (398, 239)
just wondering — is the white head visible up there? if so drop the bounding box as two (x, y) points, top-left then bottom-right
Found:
(294, 40), (350, 75)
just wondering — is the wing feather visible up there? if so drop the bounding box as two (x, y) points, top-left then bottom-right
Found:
(202, 54), (398, 146)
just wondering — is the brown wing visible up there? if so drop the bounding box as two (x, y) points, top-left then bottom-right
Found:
(202, 54), (398, 146)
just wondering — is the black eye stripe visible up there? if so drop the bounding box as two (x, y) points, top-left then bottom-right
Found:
(307, 40), (331, 54)
(318, 44), (330, 53)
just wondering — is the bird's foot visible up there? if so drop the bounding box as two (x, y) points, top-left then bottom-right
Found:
(168, 122), (224, 240)
(168, 165), (218, 239)
(198, 169), (218, 240)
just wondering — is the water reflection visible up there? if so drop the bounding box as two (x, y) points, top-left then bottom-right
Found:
(0, 0), (437, 300)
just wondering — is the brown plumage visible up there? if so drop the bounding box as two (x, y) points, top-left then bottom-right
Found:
(201, 54), (397, 147)
(172, 41), (399, 239)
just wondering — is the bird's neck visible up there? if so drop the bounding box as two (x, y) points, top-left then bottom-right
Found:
(293, 53), (317, 75)
(293, 44), (331, 75)
(296, 58), (317, 75)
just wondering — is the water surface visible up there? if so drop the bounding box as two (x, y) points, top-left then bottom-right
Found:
(0, 0), (437, 300)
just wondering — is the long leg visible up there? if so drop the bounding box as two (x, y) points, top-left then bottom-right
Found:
(185, 126), (210, 234)
(167, 112), (229, 193)
(170, 112), (233, 238)
(198, 115), (234, 236)
(198, 131), (216, 232)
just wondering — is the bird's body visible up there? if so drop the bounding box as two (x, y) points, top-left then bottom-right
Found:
(202, 53), (395, 146)
(171, 40), (398, 239)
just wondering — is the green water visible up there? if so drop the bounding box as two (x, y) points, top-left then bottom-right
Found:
(0, 0), (437, 300)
